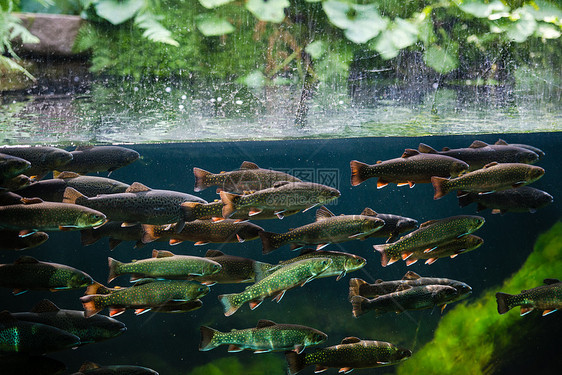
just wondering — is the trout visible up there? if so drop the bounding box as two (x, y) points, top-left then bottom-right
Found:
(496, 279), (562, 316)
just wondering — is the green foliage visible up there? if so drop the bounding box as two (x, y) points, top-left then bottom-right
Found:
(188, 356), (285, 375)
(397, 221), (562, 375)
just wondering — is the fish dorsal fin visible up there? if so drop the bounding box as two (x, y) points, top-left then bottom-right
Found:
(75, 145), (95, 151)
(256, 319), (277, 328)
(396, 284), (412, 292)
(375, 279), (383, 284)
(402, 271), (421, 280)
(401, 149), (419, 158)
(495, 139), (508, 146)
(316, 206), (335, 221)
(79, 362), (101, 372)
(361, 208), (377, 216)
(418, 143), (438, 154)
(56, 171), (81, 179)
(376, 160), (382, 164)
(153, 250), (175, 258)
(419, 220), (438, 228)
(341, 337), (361, 344)
(544, 278), (560, 285)
(469, 140), (489, 148)
(299, 248), (316, 256)
(20, 197), (43, 205)
(483, 162), (499, 168)
(126, 182), (151, 193)
(273, 181), (291, 188)
(15, 256), (39, 264)
(205, 249), (225, 257)
(442, 147), (451, 151)
(240, 161), (260, 170)
(31, 299), (60, 313)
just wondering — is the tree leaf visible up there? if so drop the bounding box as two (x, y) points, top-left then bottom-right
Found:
(135, 12), (179, 46)
(505, 9), (537, 43)
(423, 44), (458, 74)
(199, 0), (235, 9)
(246, 0), (289, 23)
(323, 1), (387, 44)
(305, 40), (327, 59)
(94, 0), (145, 25)
(237, 70), (266, 88)
(534, 23), (561, 39)
(196, 14), (235, 36)
(372, 30), (399, 59)
(457, 0), (509, 19)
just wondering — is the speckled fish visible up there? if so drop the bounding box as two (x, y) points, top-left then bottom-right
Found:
(13, 299), (126, 345)
(80, 279), (209, 317)
(0, 146), (73, 180)
(81, 221), (145, 250)
(0, 354), (66, 375)
(0, 229), (49, 250)
(259, 206), (385, 254)
(285, 337), (411, 375)
(71, 361), (158, 375)
(190, 249), (273, 285)
(181, 200), (300, 221)
(108, 249), (221, 283)
(350, 149), (469, 188)
(218, 258), (332, 316)
(194, 161), (301, 193)
(0, 256), (93, 294)
(418, 140), (539, 170)
(61, 145), (140, 175)
(458, 186), (553, 214)
(431, 162), (545, 199)
(373, 215), (485, 267)
(0, 310), (81, 355)
(56, 171), (130, 195)
(359, 208), (418, 242)
(63, 182), (206, 228)
(349, 271), (472, 304)
(494, 139), (544, 160)
(16, 178), (69, 201)
(0, 197), (106, 234)
(496, 278), (562, 316)
(219, 181), (340, 218)
(0, 152), (31, 180)
(399, 234), (484, 266)
(351, 284), (459, 317)
(141, 219), (264, 246)
(0, 174), (32, 191)
(259, 249), (366, 282)
(200, 319), (327, 354)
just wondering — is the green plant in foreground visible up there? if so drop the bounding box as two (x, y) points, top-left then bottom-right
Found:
(397, 221), (562, 375)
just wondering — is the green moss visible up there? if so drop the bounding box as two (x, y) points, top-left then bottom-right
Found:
(397, 221), (562, 375)
(188, 355), (285, 375)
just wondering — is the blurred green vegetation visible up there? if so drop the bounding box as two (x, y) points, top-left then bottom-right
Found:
(396, 221), (562, 375)
(188, 355), (285, 375)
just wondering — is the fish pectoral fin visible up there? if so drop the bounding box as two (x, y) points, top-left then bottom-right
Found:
(274, 211), (285, 219)
(401, 252), (413, 260)
(134, 308), (151, 315)
(314, 366), (329, 373)
(376, 179), (388, 189)
(272, 290), (286, 303)
(302, 204), (319, 213)
(294, 344), (305, 354)
(335, 271), (346, 282)
(194, 241), (210, 246)
(169, 239), (184, 246)
(18, 229), (35, 238)
(316, 243), (329, 250)
(520, 306), (534, 316)
(542, 309), (557, 316)
(236, 234), (245, 243)
(248, 208), (263, 216)
(425, 258), (438, 265)
(227, 345), (243, 353)
(338, 367), (354, 374)
(12, 288), (28, 295)
(405, 259), (418, 266)
(249, 299), (263, 310)
(253, 349), (271, 354)
(423, 246), (437, 253)
(109, 308), (126, 317)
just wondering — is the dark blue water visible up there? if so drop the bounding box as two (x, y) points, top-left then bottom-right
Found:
(1, 133), (560, 374)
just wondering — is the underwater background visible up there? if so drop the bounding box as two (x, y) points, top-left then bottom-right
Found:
(0, 132), (560, 374)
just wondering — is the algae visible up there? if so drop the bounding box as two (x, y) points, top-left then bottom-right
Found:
(188, 355), (285, 375)
(397, 221), (562, 375)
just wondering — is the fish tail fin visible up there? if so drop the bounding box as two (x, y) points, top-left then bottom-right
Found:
(80, 295), (104, 318)
(457, 193), (474, 208)
(107, 257), (122, 283)
(219, 191), (239, 218)
(85, 281), (112, 296)
(350, 160), (369, 186)
(141, 224), (161, 244)
(285, 351), (307, 375)
(418, 143), (438, 154)
(350, 295), (367, 318)
(348, 278), (368, 300)
(80, 228), (100, 246)
(495, 292), (514, 314)
(193, 168), (212, 192)
(259, 231), (284, 255)
(199, 326), (221, 351)
(373, 244), (391, 267)
(218, 294), (240, 316)
(181, 202), (201, 222)
(253, 261), (275, 282)
(62, 187), (86, 204)
(431, 177), (450, 200)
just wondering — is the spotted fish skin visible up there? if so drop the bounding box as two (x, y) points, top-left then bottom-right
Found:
(219, 181), (340, 218)
(199, 319), (327, 353)
(0, 256), (93, 294)
(402, 234), (484, 266)
(80, 279), (209, 317)
(218, 258), (332, 316)
(61, 145), (139, 175)
(458, 186), (553, 214)
(360, 209), (418, 242)
(285, 337), (411, 375)
(350, 149), (469, 187)
(496, 279), (562, 316)
(13, 299), (126, 345)
(0, 153), (31, 180)
(0, 310), (81, 355)
(193, 161), (301, 193)
(373, 215), (485, 267)
(260, 207), (385, 254)
(418, 141), (539, 171)
(56, 172), (130, 196)
(0, 230), (49, 250)
(0, 146), (73, 179)
(80, 221), (145, 250)
(182, 200), (300, 221)
(431, 162), (545, 199)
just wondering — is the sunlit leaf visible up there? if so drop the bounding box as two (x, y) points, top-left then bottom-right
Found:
(237, 70), (266, 88)
(534, 23), (561, 39)
(524, 1), (562, 25)
(246, 0), (289, 23)
(458, 0), (509, 19)
(389, 18), (418, 49)
(323, 1), (387, 44)
(505, 9), (537, 42)
(305, 40), (327, 59)
(94, 0), (144, 25)
(135, 12), (179, 46)
(372, 30), (399, 59)
(196, 14), (235, 36)
(199, 0), (235, 9)
(423, 44), (458, 74)
(417, 16), (436, 45)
